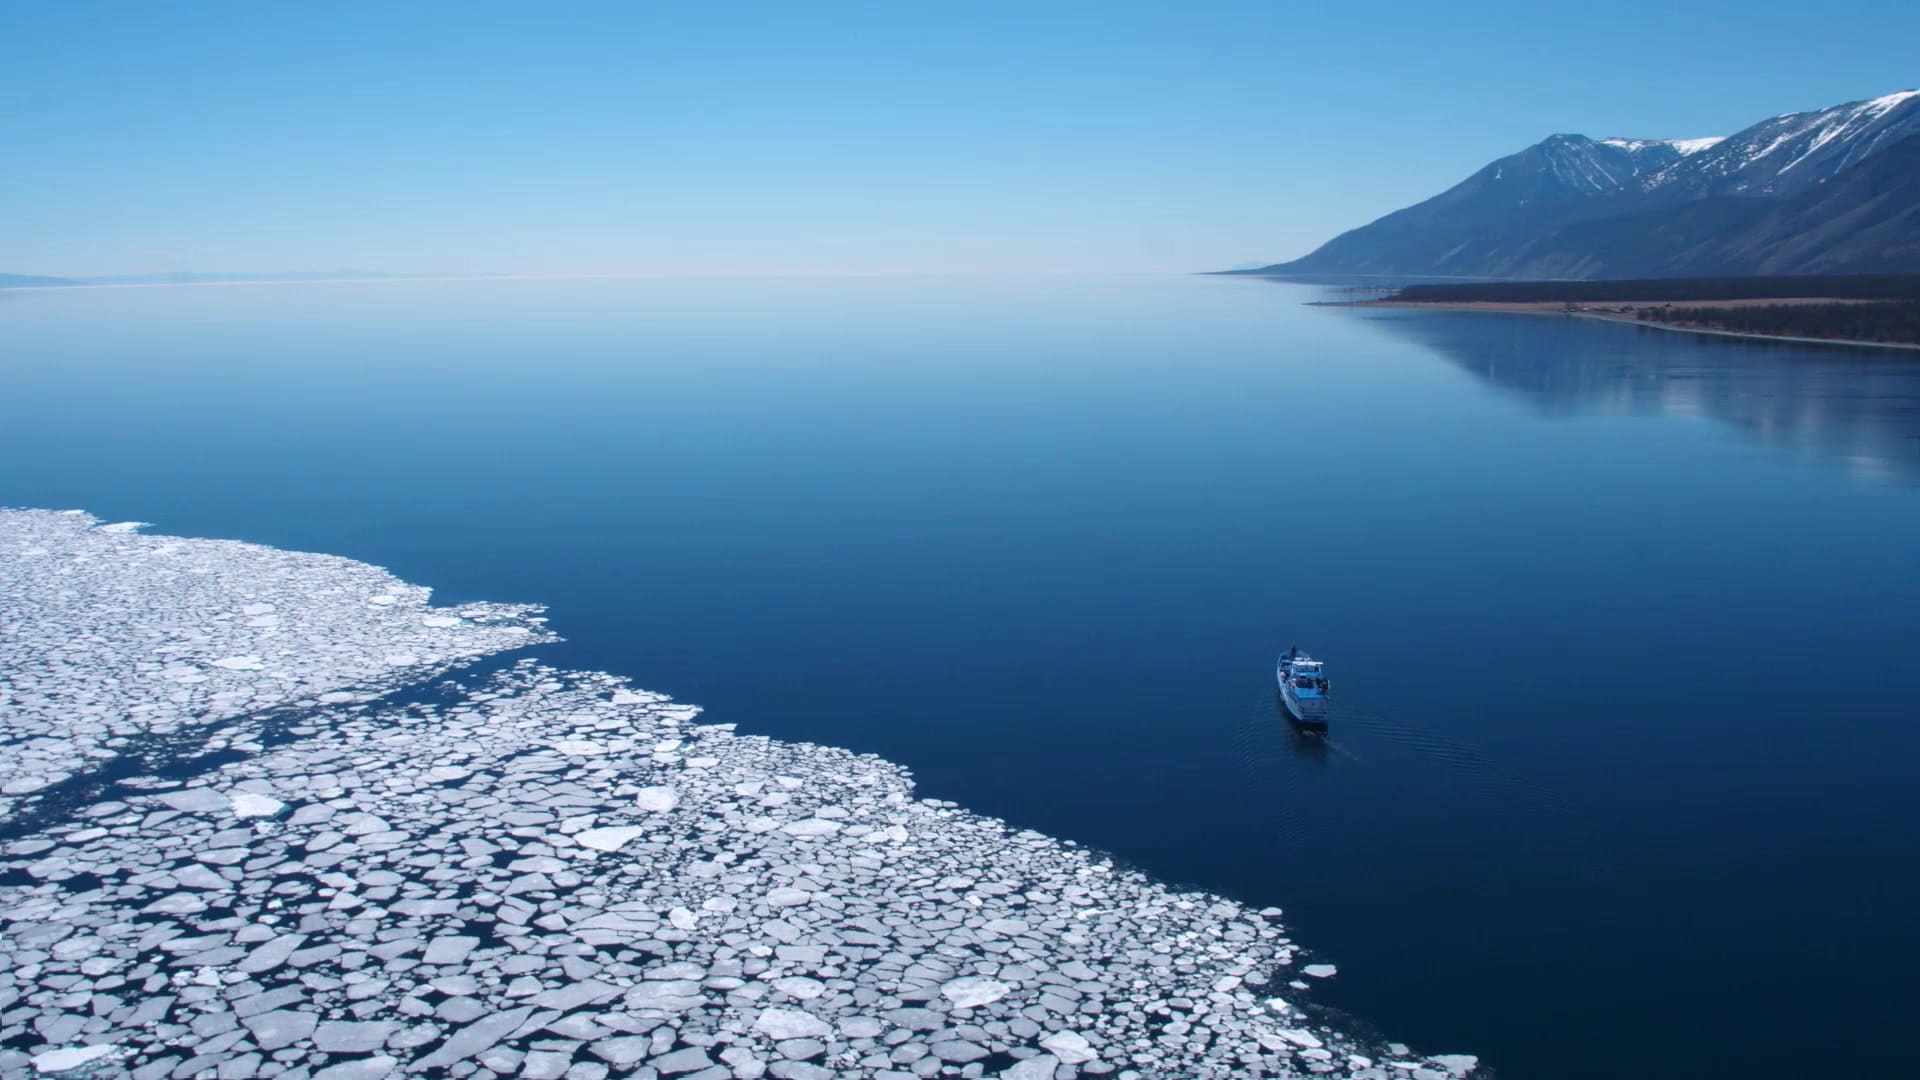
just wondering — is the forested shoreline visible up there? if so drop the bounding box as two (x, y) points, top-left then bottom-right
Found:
(1389, 275), (1920, 304)
(1639, 301), (1920, 345)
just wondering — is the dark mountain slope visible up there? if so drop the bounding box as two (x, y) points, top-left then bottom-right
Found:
(1269, 135), (1685, 277)
(1682, 131), (1920, 275)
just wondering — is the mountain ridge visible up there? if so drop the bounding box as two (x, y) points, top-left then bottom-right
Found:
(0, 273), (79, 288)
(1237, 89), (1920, 280)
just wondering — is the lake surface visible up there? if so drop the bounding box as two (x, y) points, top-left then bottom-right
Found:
(5, 276), (1919, 1079)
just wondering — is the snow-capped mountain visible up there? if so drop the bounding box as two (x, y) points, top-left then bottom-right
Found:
(1491, 134), (1689, 200)
(1246, 89), (1920, 279)
(1648, 90), (1920, 200)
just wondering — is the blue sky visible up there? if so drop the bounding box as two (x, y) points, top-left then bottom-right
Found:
(4, 1), (1916, 276)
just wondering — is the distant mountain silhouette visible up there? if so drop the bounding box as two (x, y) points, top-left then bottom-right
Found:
(0, 273), (78, 288)
(0, 270), (441, 289)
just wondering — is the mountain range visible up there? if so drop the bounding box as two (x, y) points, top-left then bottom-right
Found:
(0, 273), (78, 288)
(1238, 89), (1920, 280)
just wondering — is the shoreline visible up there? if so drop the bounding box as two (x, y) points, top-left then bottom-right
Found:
(1327, 299), (1920, 353)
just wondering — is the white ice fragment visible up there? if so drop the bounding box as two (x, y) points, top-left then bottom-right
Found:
(158, 788), (231, 814)
(650, 1047), (714, 1074)
(587, 1036), (652, 1067)
(634, 786), (678, 812)
(772, 976), (825, 1000)
(243, 1009), (318, 1051)
(1302, 963), (1337, 978)
(230, 792), (286, 818)
(520, 1051), (572, 1080)
(422, 935), (480, 965)
(212, 655), (266, 671)
(1003, 1055), (1059, 1080)
(1039, 1030), (1098, 1064)
(31, 1045), (117, 1074)
(237, 933), (305, 974)
(781, 818), (840, 837)
(753, 1008), (832, 1040)
(575, 826), (646, 852)
(1279, 1029), (1324, 1049)
(313, 1020), (398, 1053)
(367, 594), (397, 606)
(174, 864), (231, 890)
(422, 614), (463, 628)
(624, 981), (705, 1012)
(940, 976), (1011, 1009)
(1431, 1054), (1481, 1076)
(312, 1057), (400, 1080)
(553, 739), (606, 756)
(142, 894), (207, 915)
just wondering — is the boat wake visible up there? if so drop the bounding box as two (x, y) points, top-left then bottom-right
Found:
(1230, 687), (1574, 825)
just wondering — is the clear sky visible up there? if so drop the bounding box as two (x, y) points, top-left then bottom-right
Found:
(4, 1), (1916, 277)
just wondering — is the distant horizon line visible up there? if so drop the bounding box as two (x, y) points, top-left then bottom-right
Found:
(1, 269), (1239, 290)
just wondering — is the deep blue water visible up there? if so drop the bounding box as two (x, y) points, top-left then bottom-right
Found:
(5, 277), (1919, 1079)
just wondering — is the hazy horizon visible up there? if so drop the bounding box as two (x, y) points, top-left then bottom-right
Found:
(6, 1), (1918, 278)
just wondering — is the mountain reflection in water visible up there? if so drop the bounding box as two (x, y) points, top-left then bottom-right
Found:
(1354, 307), (1920, 482)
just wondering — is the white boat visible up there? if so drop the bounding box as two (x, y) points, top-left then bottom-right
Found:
(1276, 646), (1330, 724)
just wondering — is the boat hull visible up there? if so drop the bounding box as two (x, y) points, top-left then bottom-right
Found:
(1280, 685), (1328, 724)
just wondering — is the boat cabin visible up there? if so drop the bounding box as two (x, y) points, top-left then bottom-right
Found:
(1286, 657), (1328, 695)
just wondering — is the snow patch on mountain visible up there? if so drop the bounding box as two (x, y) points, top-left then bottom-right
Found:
(1667, 137), (1725, 155)
(1601, 136), (1723, 156)
(1640, 89), (1920, 196)
(1863, 89), (1920, 118)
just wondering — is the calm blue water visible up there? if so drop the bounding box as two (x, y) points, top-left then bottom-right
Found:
(5, 277), (1919, 1079)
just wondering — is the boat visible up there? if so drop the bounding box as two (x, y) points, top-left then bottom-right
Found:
(1276, 646), (1330, 724)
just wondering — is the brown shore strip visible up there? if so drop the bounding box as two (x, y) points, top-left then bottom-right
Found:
(1321, 297), (1920, 353)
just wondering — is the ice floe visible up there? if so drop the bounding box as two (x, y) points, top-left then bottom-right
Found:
(229, 791), (286, 819)
(0, 508), (1478, 1079)
(0, 510), (551, 820)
